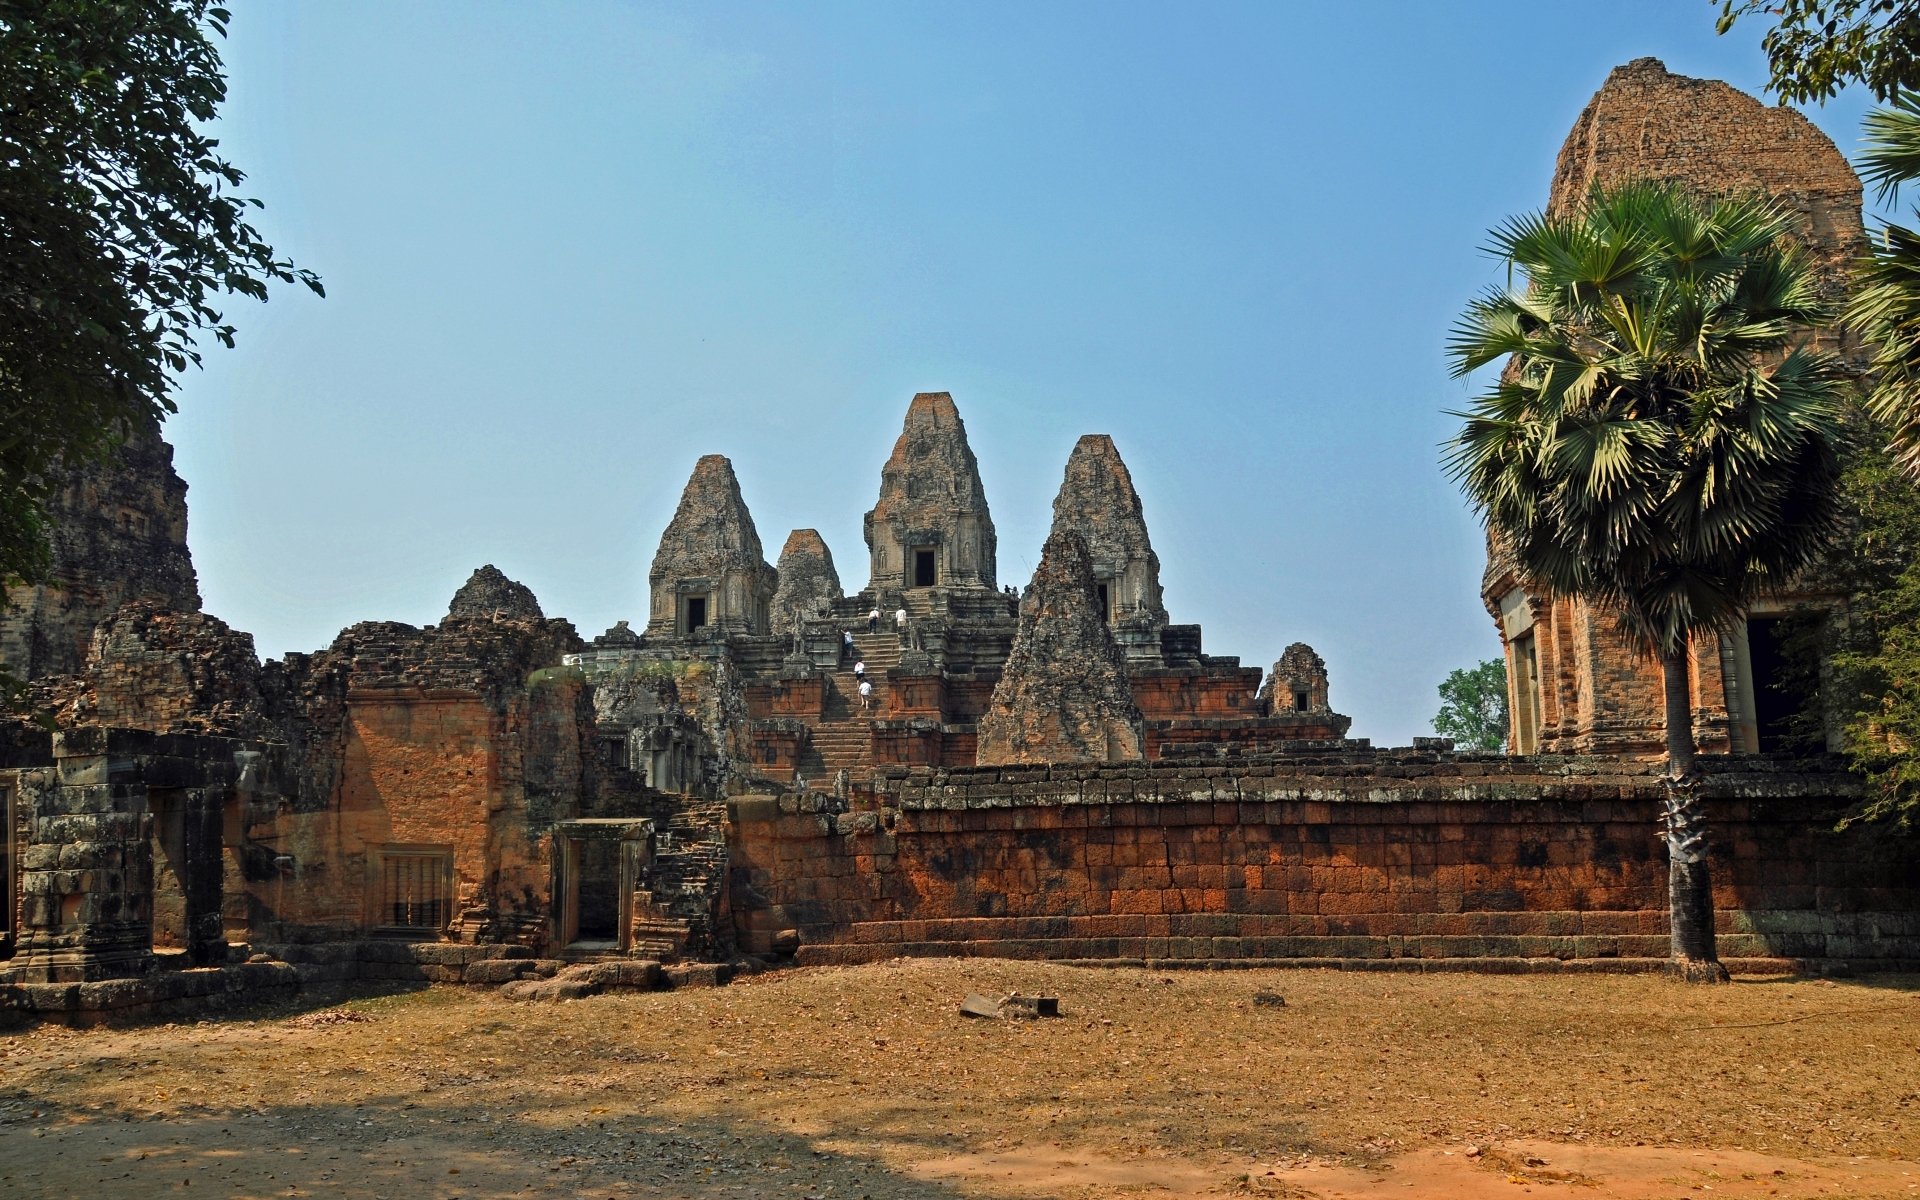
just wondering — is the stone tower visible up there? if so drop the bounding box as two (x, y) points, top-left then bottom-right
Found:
(1549, 58), (1865, 309)
(769, 529), (842, 636)
(0, 415), (202, 681)
(446, 565), (544, 623)
(1047, 433), (1169, 667)
(646, 455), (777, 638)
(1482, 59), (1867, 756)
(976, 529), (1144, 766)
(1261, 643), (1331, 714)
(864, 392), (997, 595)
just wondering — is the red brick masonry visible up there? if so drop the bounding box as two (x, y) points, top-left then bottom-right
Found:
(728, 753), (1919, 973)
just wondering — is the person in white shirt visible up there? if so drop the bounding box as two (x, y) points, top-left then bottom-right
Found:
(867, 607), (879, 633)
(852, 660), (866, 681)
(858, 679), (874, 710)
(894, 606), (907, 631)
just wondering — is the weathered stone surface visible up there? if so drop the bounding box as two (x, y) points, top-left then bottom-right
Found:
(1261, 643), (1329, 714)
(66, 603), (268, 738)
(1550, 58), (1866, 306)
(770, 529), (842, 635)
(1049, 435), (1166, 624)
(446, 565), (544, 622)
(0, 416), (200, 681)
(865, 392), (997, 593)
(646, 455), (777, 637)
(594, 619), (643, 648)
(976, 531), (1143, 766)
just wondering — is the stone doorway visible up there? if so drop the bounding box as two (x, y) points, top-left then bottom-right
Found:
(148, 788), (226, 966)
(912, 548), (937, 588)
(683, 595), (708, 633)
(1, 784), (12, 961)
(553, 819), (652, 952)
(1095, 582), (1110, 623)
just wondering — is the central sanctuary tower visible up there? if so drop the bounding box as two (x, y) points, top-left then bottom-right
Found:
(863, 392), (998, 595)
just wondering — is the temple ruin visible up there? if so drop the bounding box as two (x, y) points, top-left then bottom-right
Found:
(0, 59), (1914, 1020)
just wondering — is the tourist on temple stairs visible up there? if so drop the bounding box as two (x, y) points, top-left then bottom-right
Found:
(842, 629), (855, 660)
(859, 679), (874, 710)
(894, 606), (907, 632)
(867, 606), (879, 632)
(852, 660), (866, 681)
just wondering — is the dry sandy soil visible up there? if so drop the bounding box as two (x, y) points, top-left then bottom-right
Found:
(0, 960), (1915, 1199)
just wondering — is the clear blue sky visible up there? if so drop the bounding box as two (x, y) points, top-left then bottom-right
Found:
(168, 1), (1884, 745)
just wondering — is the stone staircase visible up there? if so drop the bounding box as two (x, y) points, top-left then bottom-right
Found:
(796, 629), (902, 785)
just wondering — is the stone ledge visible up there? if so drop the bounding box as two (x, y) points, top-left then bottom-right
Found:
(791, 944), (1887, 976)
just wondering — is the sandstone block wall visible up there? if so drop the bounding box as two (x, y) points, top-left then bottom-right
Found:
(728, 754), (1917, 971)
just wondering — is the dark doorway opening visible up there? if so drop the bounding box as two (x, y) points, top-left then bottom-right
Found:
(1294, 690), (1311, 712)
(685, 596), (707, 632)
(1095, 582), (1110, 623)
(575, 840), (621, 942)
(913, 549), (936, 588)
(1748, 617), (1817, 752)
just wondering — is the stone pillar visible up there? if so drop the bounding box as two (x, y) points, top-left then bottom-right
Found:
(8, 730), (157, 983)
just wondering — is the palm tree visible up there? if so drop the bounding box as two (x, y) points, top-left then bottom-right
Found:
(1445, 182), (1849, 983)
(1849, 91), (1920, 476)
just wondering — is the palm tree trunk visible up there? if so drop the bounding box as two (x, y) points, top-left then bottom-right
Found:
(1661, 646), (1729, 984)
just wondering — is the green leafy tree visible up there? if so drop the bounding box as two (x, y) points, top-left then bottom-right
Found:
(1795, 440), (1920, 828)
(0, 0), (320, 705)
(1445, 182), (1851, 982)
(1433, 659), (1510, 752)
(1718, 0), (1920, 102)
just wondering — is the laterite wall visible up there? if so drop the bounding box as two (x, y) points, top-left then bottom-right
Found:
(728, 753), (1919, 972)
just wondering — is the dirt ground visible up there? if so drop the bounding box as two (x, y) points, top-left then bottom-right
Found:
(0, 960), (1914, 1199)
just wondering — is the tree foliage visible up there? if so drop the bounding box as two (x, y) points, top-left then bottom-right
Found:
(1445, 181), (1851, 980)
(1800, 438), (1920, 828)
(1718, 0), (1920, 102)
(1844, 93), (1920, 482)
(0, 0), (319, 596)
(1446, 184), (1849, 661)
(1433, 658), (1509, 752)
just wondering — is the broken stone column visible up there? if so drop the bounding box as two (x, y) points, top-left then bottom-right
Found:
(8, 730), (159, 982)
(976, 530), (1144, 766)
(770, 529), (843, 636)
(646, 455), (778, 638)
(865, 392), (998, 594)
(447, 564), (545, 622)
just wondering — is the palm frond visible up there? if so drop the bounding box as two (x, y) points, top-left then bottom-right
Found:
(1445, 178), (1848, 658)
(1861, 92), (1920, 205)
